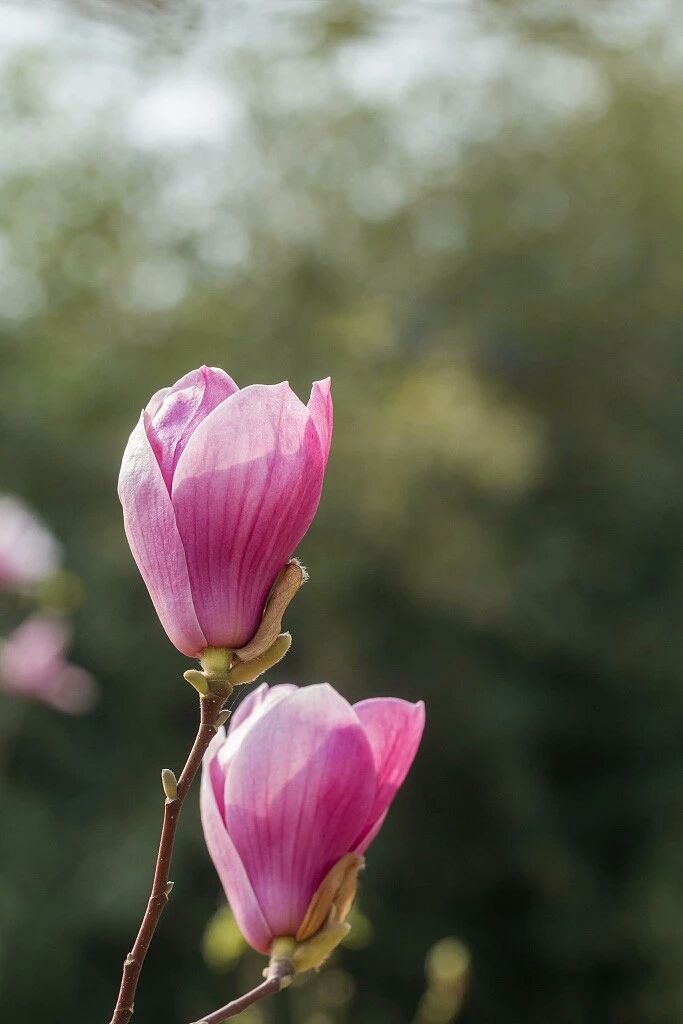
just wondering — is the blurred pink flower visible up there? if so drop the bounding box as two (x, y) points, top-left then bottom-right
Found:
(118, 366), (332, 658)
(0, 495), (61, 589)
(201, 682), (425, 954)
(0, 614), (97, 714)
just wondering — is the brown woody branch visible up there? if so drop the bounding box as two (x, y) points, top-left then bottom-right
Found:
(108, 691), (227, 1024)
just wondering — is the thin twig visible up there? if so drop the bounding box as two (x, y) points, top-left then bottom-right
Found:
(187, 958), (293, 1024)
(187, 976), (282, 1024)
(108, 691), (227, 1024)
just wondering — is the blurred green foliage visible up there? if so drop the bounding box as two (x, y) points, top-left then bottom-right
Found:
(2, 2), (683, 1022)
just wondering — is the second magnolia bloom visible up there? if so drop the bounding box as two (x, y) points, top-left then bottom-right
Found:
(0, 614), (97, 714)
(118, 367), (332, 658)
(201, 682), (425, 960)
(0, 494), (61, 590)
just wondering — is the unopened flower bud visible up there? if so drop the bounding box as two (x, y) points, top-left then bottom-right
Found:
(118, 368), (332, 659)
(201, 683), (424, 962)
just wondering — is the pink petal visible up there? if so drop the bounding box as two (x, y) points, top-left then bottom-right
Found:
(43, 664), (98, 715)
(222, 684), (376, 938)
(0, 615), (98, 715)
(171, 382), (327, 648)
(201, 730), (273, 954)
(144, 386), (171, 422)
(0, 496), (61, 588)
(0, 614), (67, 688)
(217, 683), (299, 770)
(351, 698), (425, 854)
(145, 366), (239, 491)
(307, 378), (333, 467)
(226, 681), (298, 741)
(215, 684), (300, 812)
(118, 416), (207, 657)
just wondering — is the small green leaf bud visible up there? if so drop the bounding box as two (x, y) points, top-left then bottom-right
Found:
(229, 633), (292, 686)
(184, 669), (210, 695)
(161, 769), (178, 800)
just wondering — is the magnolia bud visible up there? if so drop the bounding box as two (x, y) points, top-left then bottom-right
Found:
(200, 683), (425, 962)
(118, 369), (331, 659)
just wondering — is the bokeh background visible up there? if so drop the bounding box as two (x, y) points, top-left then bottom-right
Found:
(2, 1), (683, 1021)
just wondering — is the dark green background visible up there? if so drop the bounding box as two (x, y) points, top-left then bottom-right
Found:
(1, 2), (682, 1022)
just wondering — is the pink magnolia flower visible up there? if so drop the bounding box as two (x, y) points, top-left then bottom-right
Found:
(118, 367), (332, 658)
(201, 682), (425, 955)
(0, 495), (61, 589)
(0, 614), (97, 714)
